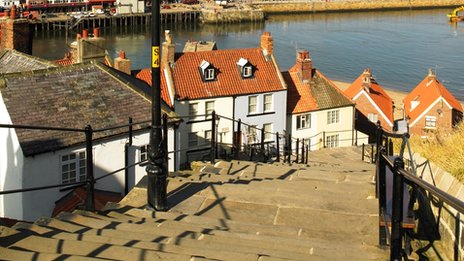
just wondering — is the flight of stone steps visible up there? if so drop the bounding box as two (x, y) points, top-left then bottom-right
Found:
(0, 146), (388, 260)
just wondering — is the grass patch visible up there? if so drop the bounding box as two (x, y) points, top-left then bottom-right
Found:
(407, 123), (464, 182)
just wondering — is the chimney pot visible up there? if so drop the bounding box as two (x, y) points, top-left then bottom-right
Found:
(82, 29), (89, 38)
(428, 68), (435, 78)
(76, 33), (82, 40)
(119, 50), (125, 59)
(93, 28), (100, 38)
(296, 49), (312, 82)
(4, 10), (9, 18)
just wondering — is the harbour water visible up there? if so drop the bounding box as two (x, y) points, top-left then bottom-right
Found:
(33, 8), (464, 100)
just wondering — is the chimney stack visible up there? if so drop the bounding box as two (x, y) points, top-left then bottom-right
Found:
(427, 68), (436, 79)
(260, 32), (273, 56)
(93, 28), (100, 38)
(82, 29), (89, 38)
(161, 30), (175, 66)
(10, 5), (16, 20)
(296, 49), (312, 83)
(361, 68), (371, 92)
(114, 50), (131, 75)
(0, 8), (33, 54)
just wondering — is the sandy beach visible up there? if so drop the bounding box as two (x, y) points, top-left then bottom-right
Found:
(332, 80), (464, 121)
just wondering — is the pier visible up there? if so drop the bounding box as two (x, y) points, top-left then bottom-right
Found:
(29, 9), (200, 32)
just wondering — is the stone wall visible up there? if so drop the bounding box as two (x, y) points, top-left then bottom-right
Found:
(408, 153), (464, 260)
(253, 0), (464, 14)
(200, 8), (264, 23)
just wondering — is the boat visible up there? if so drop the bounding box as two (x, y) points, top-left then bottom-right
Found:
(447, 6), (464, 22)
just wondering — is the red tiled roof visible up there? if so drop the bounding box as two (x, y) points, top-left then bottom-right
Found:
(345, 72), (394, 123)
(52, 187), (123, 217)
(54, 58), (74, 66)
(284, 66), (318, 114)
(136, 68), (173, 108)
(404, 74), (463, 123)
(171, 48), (285, 100)
(285, 66), (352, 114)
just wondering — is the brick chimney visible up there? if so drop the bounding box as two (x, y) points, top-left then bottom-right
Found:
(161, 30), (175, 66)
(295, 49), (312, 83)
(114, 50), (131, 75)
(260, 32), (273, 56)
(0, 7), (33, 54)
(427, 68), (436, 79)
(361, 68), (371, 92)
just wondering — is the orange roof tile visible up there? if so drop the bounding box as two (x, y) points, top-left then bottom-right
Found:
(404, 73), (463, 123)
(53, 58), (74, 66)
(171, 48), (285, 100)
(284, 66), (318, 114)
(345, 71), (394, 123)
(285, 66), (352, 114)
(136, 68), (173, 108)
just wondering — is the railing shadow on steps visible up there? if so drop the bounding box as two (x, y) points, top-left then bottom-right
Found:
(374, 122), (464, 261)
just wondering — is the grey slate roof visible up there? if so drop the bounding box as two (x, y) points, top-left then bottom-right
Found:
(0, 49), (58, 74)
(311, 71), (354, 110)
(0, 61), (176, 156)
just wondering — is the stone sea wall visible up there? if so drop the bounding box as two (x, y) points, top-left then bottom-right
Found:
(200, 8), (265, 23)
(252, 0), (464, 14)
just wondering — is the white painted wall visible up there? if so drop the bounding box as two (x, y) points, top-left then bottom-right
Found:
(288, 106), (356, 151)
(235, 90), (287, 145)
(1, 125), (176, 221)
(116, 0), (144, 13)
(175, 97), (234, 167)
(0, 94), (24, 220)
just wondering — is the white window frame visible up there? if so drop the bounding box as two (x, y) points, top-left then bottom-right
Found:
(326, 134), (339, 148)
(204, 68), (215, 80)
(61, 151), (86, 184)
(189, 103), (198, 119)
(188, 132), (198, 148)
(246, 125), (258, 144)
(263, 94), (273, 112)
(140, 145), (149, 162)
(243, 66), (252, 78)
(425, 116), (437, 128)
(327, 110), (340, 125)
(206, 101), (214, 118)
(368, 113), (378, 123)
(263, 123), (273, 141)
(248, 96), (258, 114)
(296, 114), (311, 130)
(204, 130), (212, 144)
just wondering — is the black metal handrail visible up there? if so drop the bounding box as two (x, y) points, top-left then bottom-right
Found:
(375, 122), (464, 260)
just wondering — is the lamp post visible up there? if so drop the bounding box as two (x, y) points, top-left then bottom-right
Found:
(146, 0), (167, 211)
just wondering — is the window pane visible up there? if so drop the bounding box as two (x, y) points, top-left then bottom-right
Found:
(69, 154), (76, 160)
(62, 165), (68, 172)
(79, 152), (85, 159)
(62, 155), (68, 162)
(70, 170), (76, 179)
(70, 163), (76, 170)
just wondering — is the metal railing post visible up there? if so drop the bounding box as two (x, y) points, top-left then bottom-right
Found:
(378, 149), (387, 246)
(163, 114), (168, 167)
(301, 139), (305, 164)
(362, 143), (365, 162)
(260, 127), (265, 162)
(124, 117), (133, 195)
(305, 145), (309, 164)
(371, 144), (375, 164)
(391, 157), (405, 261)
(235, 118), (241, 158)
(85, 125), (95, 212)
(375, 121), (382, 163)
(295, 138), (299, 163)
(287, 135), (292, 164)
(211, 110), (216, 164)
(276, 132), (280, 162)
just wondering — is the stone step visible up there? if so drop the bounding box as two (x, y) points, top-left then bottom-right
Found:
(30, 215), (317, 260)
(11, 222), (258, 261)
(0, 226), (196, 260)
(0, 246), (105, 261)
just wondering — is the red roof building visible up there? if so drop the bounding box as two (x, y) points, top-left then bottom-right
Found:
(345, 68), (394, 140)
(403, 69), (463, 137)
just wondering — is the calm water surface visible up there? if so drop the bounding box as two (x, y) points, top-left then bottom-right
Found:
(33, 8), (464, 100)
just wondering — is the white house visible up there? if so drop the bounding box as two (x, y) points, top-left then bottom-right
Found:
(0, 61), (178, 221)
(0, 0), (20, 9)
(115, 0), (144, 14)
(138, 31), (287, 167)
(284, 50), (362, 151)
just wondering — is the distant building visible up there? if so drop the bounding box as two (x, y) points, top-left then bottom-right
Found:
(137, 31), (287, 167)
(403, 69), (463, 137)
(0, 61), (178, 221)
(345, 68), (394, 142)
(284, 50), (359, 151)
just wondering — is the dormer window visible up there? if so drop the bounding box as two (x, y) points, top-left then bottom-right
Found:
(200, 60), (216, 81)
(237, 58), (253, 78)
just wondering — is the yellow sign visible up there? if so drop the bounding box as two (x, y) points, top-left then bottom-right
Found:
(152, 46), (160, 68)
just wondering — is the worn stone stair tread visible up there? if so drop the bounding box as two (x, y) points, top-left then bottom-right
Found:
(12, 222), (258, 261)
(0, 246), (106, 261)
(1, 226), (197, 260)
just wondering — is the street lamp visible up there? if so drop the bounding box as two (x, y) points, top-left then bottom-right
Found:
(146, 0), (167, 211)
